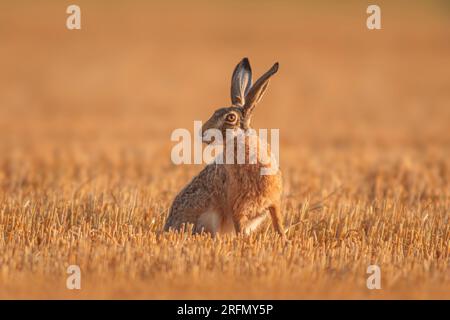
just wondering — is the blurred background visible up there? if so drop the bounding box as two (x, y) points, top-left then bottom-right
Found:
(1, 1), (449, 154)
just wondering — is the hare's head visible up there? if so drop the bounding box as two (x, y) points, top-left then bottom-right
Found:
(201, 58), (279, 143)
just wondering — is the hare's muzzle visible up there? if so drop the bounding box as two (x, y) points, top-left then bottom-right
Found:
(201, 129), (217, 145)
(201, 121), (216, 144)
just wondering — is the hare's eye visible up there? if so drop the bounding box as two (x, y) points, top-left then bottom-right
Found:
(225, 113), (237, 123)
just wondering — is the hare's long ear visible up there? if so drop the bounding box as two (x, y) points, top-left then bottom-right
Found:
(231, 58), (252, 107)
(243, 62), (279, 117)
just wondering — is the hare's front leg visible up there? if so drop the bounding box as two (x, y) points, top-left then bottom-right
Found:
(268, 203), (287, 240)
(231, 212), (247, 236)
(231, 206), (256, 236)
(231, 207), (270, 237)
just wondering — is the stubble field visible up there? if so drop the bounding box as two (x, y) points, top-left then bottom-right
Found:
(0, 1), (449, 298)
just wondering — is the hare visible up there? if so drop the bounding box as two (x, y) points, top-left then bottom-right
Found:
(164, 58), (285, 239)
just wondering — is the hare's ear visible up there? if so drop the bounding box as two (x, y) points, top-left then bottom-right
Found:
(231, 58), (252, 107)
(243, 62), (279, 117)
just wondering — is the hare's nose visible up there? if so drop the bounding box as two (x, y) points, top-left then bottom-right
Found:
(201, 129), (209, 141)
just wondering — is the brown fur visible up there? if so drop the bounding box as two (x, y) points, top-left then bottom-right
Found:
(164, 58), (285, 239)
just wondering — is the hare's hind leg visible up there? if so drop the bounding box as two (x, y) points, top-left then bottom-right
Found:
(195, 209), (221, 235)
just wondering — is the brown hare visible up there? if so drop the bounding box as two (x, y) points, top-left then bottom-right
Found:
(164, 58), (285, 239)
